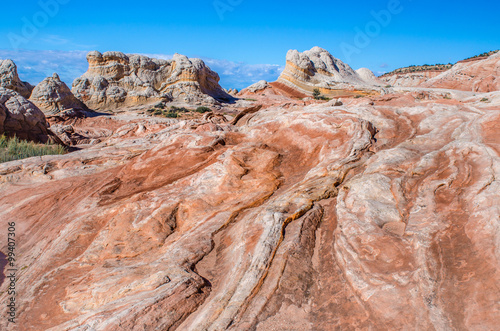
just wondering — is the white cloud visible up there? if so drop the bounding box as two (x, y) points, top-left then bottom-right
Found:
(0, 49), (284, 90)
(0, 49), (89, 86)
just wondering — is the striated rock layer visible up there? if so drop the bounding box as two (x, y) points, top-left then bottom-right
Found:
(72, 51), (232, 110)
(0, 89), (499, 330)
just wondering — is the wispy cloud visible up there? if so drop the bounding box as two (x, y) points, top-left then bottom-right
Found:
(0, 49), (89, 86)
(142, 53), (284, 89)
(0, 49), (284, 90)
(202, 58), (284, 90)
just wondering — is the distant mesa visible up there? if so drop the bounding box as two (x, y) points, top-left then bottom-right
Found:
(422, 51), (500, 92)
(72, 51), (234, 110)
(30, 73), (89, 118)
(379, 50), (500, 91)
(0, 59), (34, 99)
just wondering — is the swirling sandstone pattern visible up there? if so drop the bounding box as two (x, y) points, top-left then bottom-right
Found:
(0, 90), (499, 330)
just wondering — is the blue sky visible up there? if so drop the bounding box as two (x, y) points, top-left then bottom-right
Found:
(0, 0), (498, 89)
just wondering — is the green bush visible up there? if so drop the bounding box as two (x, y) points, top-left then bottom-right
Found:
(154, 102), (165, 109)
(0, 135), (65, 163)
(170, 106), (190, 113)
(312, 88), (329, 100)
(195, 106), (211, 113)
(164, 112), (178, 118)
(480, 98), (489, 102)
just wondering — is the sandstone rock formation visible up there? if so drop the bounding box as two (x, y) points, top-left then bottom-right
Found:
(277, 47), (377, 96)
(355, 68), (384, 85)
(0, 82), (498, 330)
(0, 87), (51, 142)
(423, 51), (500, 92)
(0, 59), (33, 99)
(224, 88), (239, 96)
(244, 80), (270, 93)
(72, 51), (232, 110)
(30, 73), (88, 117)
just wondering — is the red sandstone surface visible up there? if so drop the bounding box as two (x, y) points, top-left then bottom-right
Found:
(0, 85), (499, 330)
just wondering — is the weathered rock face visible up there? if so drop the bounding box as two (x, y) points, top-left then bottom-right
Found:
(0, 86), (498, 330)
(72, 51), (232, 110)
(0, 87), (50, 142)
(30, 73), (88, 117)
(355, 67), (384, 85)
(380, 70), (444, 87)
(423, 52), (500, 92)
(0, 59), (33, 99)
(277, 47), (376, 95)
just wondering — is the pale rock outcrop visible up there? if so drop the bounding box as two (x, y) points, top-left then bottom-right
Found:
(277, 47), (375, 95)
(356, 68), (384, 85)
(0, 59), (33, 98)
(0, 87), (50, 142)
(72, 51), (232, 110)
(224, 88), (239, 96)
(30, 73), (88, 117)
(244, 80), (270, 93)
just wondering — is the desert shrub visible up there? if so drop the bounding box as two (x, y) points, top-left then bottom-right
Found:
(480, 98), (489, 102)
(164, 112), (178, 118)
(0, 135), (65, 163)
(354, 95), (363, 99)
(170, 106), (190, 113)
(312, 88), (329, 100)
(154, 102), (165, 109)
(195, 106), (211, 113)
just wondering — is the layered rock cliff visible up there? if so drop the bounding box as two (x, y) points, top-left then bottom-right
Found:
(72, 51), (232, 110)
